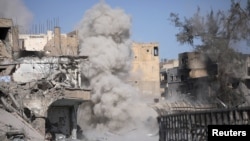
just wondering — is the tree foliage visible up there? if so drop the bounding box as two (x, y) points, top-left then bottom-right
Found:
(170, 0), (250, 107)
(170, 0), (250, 48)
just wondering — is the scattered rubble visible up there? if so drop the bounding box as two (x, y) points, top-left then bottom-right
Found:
(0, 55), (91, 141)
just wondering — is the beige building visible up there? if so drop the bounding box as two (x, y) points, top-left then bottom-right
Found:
(19, 31), (54, 51)
(19, 28), (161, 96)
(160, 59), (179, 70)
(44, 27), (78, 56)
(19, 27), (78, 56)
(130, 42), (160, 96)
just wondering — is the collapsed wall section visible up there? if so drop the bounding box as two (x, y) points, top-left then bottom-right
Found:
(0, 55), (91, 140)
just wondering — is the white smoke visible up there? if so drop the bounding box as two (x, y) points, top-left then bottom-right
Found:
(78, 2), (158, 141)
(0, 0), (33, 32)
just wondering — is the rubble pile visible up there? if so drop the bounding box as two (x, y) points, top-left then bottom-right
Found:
(0, 56), (91, 141)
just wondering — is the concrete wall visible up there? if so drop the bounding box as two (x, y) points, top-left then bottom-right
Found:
(0, 18), (19, 59)
(0, 18), (13, 27)
(179, 52), (207, 69)
(161, 59), (179, 70)
(13, 57), (59, 82)
(160, 59), (179, 95)
(19, 31), (53, 51)
(130, 42), (160, 96)
(161, 52), (218, 98)
(19, 27), (78, 56)
(44, 30), (78, 56)
(19, 34), (50, 51)
(179, 52), (208, 78)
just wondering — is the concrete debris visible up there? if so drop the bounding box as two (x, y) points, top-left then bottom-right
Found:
(0, 18), (93, 141)
(0, 109), (44, 141)
(0, 54), (91, 140)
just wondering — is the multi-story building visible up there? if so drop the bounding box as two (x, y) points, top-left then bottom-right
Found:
(160, 59), (179, 96)
(160, 52), (218, 98)
(130, 42), (160, 96)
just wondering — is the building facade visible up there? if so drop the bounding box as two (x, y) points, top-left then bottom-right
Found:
(130, 42), (160, 96)
(19, 27), (78, 56)
(160, 52), (218, 98)
(160, 59), (179, 95)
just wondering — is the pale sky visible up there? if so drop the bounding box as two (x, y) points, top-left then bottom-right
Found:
(5, 0), (249, 59)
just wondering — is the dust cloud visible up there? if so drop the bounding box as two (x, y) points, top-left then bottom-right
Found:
(0, 0), (33, 32)
(78, 1), (158, 141)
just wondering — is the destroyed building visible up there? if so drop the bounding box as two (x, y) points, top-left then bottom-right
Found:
(160, 52), (217, 97)
(158, 53), (250, 141)
(19, 27), (78, 57)
(0, 18), (91, 141)
(0, 16), (164, 140)
(160, 51), (250, 108)
(20, 27), (161, 97)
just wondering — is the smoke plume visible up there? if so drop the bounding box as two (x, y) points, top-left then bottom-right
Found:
(78, 2), (158, 140)
(0, 0), (33, 32)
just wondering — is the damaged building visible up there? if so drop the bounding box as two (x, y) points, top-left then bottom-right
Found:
(158, 52), (250, 141)
(160, 51), (250, 108)
(20, 27), (161, 97)
(162, 52), (217, 98)
(0, 18), (91, 141)
(19, 27), (78, 57)
(160, 59), (178, 96)
(0, 56), (91, 141)
(0, 17), (163, 140)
